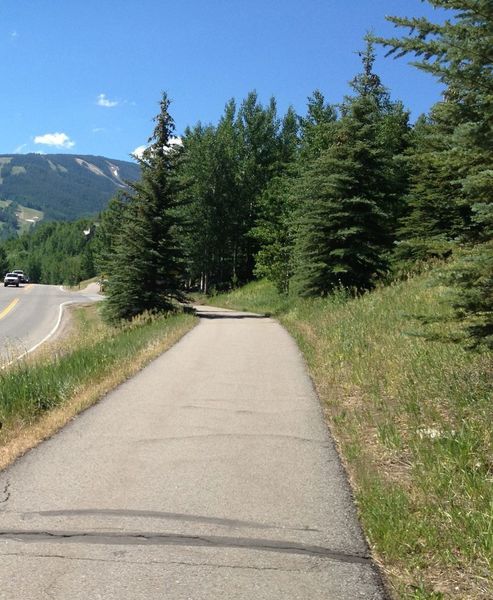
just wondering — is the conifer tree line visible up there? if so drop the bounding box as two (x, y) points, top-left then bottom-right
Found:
(95, 0), (492, 348)
(1, 1), (489, 348)
(98, 0), (493, 346)
(100, 40), (410, 313)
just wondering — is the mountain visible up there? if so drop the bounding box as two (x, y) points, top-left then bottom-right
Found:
(0, 153), (140, 221)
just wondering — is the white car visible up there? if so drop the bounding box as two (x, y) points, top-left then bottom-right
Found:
(12, 269), (29, 283)
(4, 273), (20, 287)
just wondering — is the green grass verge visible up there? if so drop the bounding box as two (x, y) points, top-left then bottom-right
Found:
(0, 307), (196, 432)
(205, 274), (492, 599)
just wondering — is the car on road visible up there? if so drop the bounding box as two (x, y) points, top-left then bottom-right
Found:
(12, 270), (29, 283)
(4, 273), (20, 287)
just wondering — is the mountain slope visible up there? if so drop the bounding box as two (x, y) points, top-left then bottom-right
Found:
(0, 154), (140, 221)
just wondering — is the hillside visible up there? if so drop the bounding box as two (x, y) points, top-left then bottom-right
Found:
(0, 154), (140, 222)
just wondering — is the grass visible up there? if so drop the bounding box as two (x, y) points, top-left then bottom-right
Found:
(0, 305), (197, 469)
(205, 272), (492, 599)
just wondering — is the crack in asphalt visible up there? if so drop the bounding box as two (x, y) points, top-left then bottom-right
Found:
(0, 529), (371, 565)
(167, 559), (313, 572)
(135, 433), (330, 447)
(180, 405), (315, 415)
(0, 551), (313, 573)
(0, 480), (10, 505)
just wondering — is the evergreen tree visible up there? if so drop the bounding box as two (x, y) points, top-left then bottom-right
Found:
(104, 93), (185, 321)
(251, 92), (338, 294)
(93, 193), (128, 277)
(294, 39), (409, 295)
(379, 0), (493, 347)
(394, 110), (466, 264)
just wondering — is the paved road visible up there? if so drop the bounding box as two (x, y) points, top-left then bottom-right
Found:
(0, 305), (386, 599)
(0, 283), (101, 364)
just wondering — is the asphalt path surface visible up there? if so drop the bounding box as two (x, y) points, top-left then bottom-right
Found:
(0, 283), (101, 364)
(0, 305), (386, 599)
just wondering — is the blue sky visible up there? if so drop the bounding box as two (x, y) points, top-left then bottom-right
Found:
(1, 0), (446, 162)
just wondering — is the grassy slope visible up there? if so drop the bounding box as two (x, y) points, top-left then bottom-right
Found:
(0, 198), (44, 233)
(16, 205), (44, 233)
(206, 272), (492, 599)
(0, 306), (197, 470)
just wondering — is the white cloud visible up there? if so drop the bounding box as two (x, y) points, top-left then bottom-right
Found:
(10, 31), (18, 40)
(131, 145), (147, 159)
(13, 143), (28, 153)
(97, 93), (118, 108)
(34, 132), (75, 149)
(92, 127), (105, 133)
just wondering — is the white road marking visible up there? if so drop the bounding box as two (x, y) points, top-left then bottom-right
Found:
(4, 300), (74, 367)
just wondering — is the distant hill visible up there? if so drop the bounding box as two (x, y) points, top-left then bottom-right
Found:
(0, 154), (140, 222)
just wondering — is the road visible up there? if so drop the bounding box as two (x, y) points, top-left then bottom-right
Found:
(0, 282), (101, 364)
(0, 305), (386, 599)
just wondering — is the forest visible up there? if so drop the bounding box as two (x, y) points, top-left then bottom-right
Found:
(0, 219), (96, 285)
(1, 0), (491, 349)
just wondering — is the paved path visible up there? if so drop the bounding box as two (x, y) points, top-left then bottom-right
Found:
(0, 305), (386, 599)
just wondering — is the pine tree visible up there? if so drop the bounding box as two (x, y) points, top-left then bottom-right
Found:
(93, 193), (129, 278)
(294, 39), (409, 295)
(394, 105), (471, 265)
(379, 0), (493, 347)
(104, 93), (185, 321)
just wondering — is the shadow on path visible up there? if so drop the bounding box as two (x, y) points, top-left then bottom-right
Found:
(186, 305), (270, 320)
(197, 312), (268, 320)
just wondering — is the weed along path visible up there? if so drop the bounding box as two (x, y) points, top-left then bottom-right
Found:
(0, 305), (386, 599)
